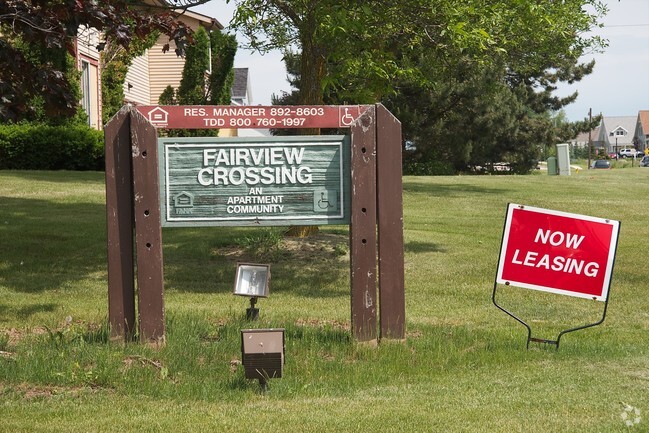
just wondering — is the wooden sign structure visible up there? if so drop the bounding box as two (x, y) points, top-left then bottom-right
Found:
(104, 104), (405, 343)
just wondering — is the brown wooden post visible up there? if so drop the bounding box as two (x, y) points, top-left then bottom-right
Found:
(104, 107), (136, 341)
(350, 106), (378, 342)
(376, 104), (406, 339)
(130, 109), (165, 343)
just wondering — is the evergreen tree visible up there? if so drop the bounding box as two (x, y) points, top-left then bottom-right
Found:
(158, 86), (177, 105)
(161, 26), (237, 137)
(177, 26), (211, 105)
(208, 31), (238, 106)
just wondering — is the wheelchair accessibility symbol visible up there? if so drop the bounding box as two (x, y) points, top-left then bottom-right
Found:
(340, 107), (356, 126)
(313, 188), (338, 212)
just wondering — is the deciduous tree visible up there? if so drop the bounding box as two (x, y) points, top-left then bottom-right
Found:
(229, 0), (607, 173)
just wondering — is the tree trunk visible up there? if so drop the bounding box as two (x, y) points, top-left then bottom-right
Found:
(286, 32), (327, 238)
(286, 225), (320, 237)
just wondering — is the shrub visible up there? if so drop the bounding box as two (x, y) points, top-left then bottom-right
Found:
(403, 160), (456, 176)
(0, 123), (104, 170)
(236, 228), (286, 260)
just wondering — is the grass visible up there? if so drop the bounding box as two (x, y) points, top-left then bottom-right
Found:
(0, 167), (648, 432)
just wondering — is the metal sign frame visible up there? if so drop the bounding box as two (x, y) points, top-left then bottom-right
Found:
(492, 203), (621, 349)
(104, 104), (405, 344)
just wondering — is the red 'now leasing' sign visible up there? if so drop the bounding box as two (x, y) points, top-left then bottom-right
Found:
(496, 204), (620, 301)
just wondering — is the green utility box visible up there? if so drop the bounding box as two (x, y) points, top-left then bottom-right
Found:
(547, 156), (558, 175)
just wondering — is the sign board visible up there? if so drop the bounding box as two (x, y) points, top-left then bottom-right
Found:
(158, 135), (350, 227)
(496, 204), (620, 301)
(105, 104), (405, 343)
(137, 105), (370, 130)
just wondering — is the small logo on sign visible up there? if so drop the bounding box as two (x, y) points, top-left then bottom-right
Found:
(339, 106), (359, 127)
(173, 191), (194, 215)
(313, 188), (338, 212)
(147, 107), (169, 127)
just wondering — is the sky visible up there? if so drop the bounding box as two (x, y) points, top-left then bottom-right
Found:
(192, 2), (290, 105)
(193, 0), (649, 121)
(556, 0), (649, 121)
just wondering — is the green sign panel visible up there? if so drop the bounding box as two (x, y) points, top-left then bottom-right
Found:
(158, 136), (350, 227)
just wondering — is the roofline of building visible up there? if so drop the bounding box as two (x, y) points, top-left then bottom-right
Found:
(145, 1), (224, 30)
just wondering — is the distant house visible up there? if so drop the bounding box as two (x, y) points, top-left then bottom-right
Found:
(593, 116), (637, 153)
(231, 68), (252, 106)
(229, 68), (271, 138)
(569, 126), (600, 148)
(633, 110), (649, 151)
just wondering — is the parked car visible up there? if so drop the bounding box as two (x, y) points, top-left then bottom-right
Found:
(640, 156), (649, 167)
(590, 159), (611, 169)
(618, 148), (643, 158)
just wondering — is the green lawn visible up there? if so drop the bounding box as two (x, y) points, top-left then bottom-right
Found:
(0, 168), (647, 432)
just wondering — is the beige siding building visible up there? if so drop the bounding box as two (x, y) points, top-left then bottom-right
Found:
(76, 26), (102, 129)
(75, 8), (223, 130)
(74, 6), (258, 138)
(124, 10), (221, 106)
(124, 55), (151, 105)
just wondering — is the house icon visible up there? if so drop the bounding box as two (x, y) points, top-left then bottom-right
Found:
(147, 107), (169, 127)
(173, 191), (194, 208)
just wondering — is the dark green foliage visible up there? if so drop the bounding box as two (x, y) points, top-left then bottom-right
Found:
(163, 27), (237, 137)
(158, 85), (177, 105)
(208, 31), (238, 106)
(0, 123), (104, 170)
(403, 159), (456, 176)
(101, 59), (131, 126)
(164, 27), (213, 137)
(177, 27), (211, 105)
(384, 59), (600, 175)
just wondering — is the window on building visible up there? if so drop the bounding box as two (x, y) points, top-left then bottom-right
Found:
(81, 60), (92, 126)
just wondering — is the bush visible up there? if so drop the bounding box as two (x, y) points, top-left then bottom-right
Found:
(403, 160), (456, 176)
(0, 123), (104, 170)
(235, 228), (286, 260)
